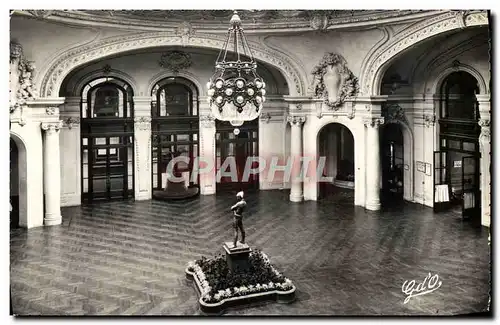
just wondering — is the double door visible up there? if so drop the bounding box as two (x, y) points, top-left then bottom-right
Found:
(434, 150), (480, 221)
(82, 133), (134, 203)
(216, 120), (259, 191)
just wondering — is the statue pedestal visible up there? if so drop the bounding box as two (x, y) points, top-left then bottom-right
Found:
(223, 242), (251, 273)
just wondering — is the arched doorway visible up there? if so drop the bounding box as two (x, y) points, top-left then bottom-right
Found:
(150, 77), (200, 199)
(381, 123), (404, 203)
(10, 138), (19, 229)
(80, 77), (135, 203)
(9, 133), (28, 228)
(317, 123), (354, 204)
(434, 71), (481, 224)
(216, 119), (259, 192)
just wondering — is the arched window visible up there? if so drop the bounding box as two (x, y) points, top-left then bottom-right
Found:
(151, 78), (198, 117)
(81, 77), (134, 119)
(151, 77), (199, 192)
(440, 71), (479, 121)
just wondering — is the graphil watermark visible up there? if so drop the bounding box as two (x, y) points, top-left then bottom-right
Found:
(163, 156), (336, 183)
(402, 273), (442, 304)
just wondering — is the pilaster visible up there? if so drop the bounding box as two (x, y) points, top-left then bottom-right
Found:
(477, 94), (491, 227)
(133, 96), (153, 201)
(60, 96), (81, 207)
(199, 101), (216, 195)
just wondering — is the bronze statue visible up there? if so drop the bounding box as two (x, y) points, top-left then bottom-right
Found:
(230, 191), (246, 248)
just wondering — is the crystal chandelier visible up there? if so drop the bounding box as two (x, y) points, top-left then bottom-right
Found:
(207, 10), (266, 127)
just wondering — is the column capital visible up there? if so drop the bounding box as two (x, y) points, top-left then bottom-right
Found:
(200, 114), (216, 128)
(41, 120), (63, 133)
(287, 115), (306, 126)
(363, 117), (384, 128)
(134, 116), (152, 131)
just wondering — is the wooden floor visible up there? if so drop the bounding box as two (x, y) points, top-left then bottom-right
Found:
(10, 189), (491, 316)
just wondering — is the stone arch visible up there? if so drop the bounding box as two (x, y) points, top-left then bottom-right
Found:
(382, 119), (414, 202)
(313, 117), (362, 204)
(361, 10), (489, 96)
(38, 32), (306, 98)
(429, 64), (488, 95)
(70, 68), (139, 97)
(147, 71), (203, 97)
(10, 131), (28, 228)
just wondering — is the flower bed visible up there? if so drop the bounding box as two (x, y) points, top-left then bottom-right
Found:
(185, 250), (296, 314)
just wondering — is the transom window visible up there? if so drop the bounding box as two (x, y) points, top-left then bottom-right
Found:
(81, 77), (134, 119)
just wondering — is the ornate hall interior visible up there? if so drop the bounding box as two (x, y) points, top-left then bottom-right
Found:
(9, 9), (491, 316)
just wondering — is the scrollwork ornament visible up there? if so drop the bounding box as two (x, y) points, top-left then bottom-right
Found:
(423, 114), (436, 127)
(159, 51), (192, 73)
(346, 109), (355, 120)
(383, 103), (408, 125)
(134, 116), (152, 131)
(260, 113), (271, 123)
(310, 13), (329, 31)
(41, 121), (63, 133)
(309, 53), (359, 110)
(200, 114), (216, 128)
(480, 127), (491, 140)
(10, 42), (37, 113)
(64, 117), (80, 129)
(478, 119), (490, 128)
(46, 107), (56, 115)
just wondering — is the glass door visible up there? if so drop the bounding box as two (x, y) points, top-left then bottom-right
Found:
(216, 120), (259, 192)
(84, 135), (133, 202)
(434, 151), (450, 212)
(462, 155), (480, 221)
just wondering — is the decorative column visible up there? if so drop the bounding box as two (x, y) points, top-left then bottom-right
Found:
(133, 96), (153, 201)
(287, 115), (306, 202)
(363, 117), (384, 211)
(477, 94), (490, 227)
(41, 120), (63, 226)
(199, 105), (217, 195)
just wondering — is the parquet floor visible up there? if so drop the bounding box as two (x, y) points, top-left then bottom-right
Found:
(10, 189), (491, 316)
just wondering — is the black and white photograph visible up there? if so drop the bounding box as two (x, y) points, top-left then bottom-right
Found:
(6, 3), (494, 319)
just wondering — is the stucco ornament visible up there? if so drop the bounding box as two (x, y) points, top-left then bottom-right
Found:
(10, 41), (37, 113)
(159, 51), (193, 73)
(309, 53), (359, 110)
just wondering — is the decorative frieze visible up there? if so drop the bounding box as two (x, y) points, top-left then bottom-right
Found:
(309, 53), (359, 110)
(41, 120), (63, 133)
(363, 117), (384, 128)
(134, 116), (152, 131)
(40, 32), (305, 98)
